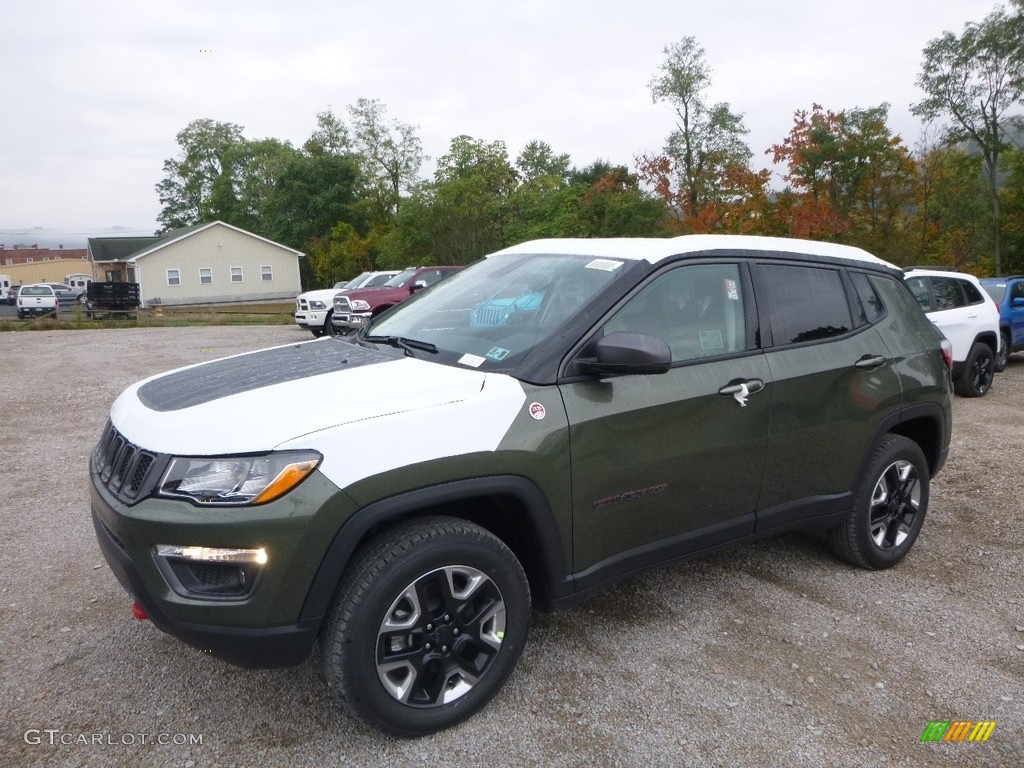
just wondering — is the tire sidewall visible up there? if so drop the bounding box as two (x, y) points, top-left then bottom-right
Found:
(329, 526), (530, 736)
(853, 436), (929, 568)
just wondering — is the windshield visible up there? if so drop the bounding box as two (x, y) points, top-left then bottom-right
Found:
(384, 268), (418, 287)
(365, 252), (630, 371)
(981, 282), (1005, 303)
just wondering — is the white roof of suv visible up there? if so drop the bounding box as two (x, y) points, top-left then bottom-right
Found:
(493, 235), (899, 269)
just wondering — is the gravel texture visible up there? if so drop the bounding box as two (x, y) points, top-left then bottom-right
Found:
(1, 325), (1021, 767)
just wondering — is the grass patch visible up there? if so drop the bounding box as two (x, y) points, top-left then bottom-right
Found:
(1, 303), (295, 331)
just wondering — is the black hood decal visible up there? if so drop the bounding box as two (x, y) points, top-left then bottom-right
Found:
(138, 339), (391, 412)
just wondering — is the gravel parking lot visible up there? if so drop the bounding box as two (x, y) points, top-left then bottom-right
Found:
(2, 325), (1021, 768)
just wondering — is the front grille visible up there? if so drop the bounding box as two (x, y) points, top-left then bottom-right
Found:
(93, 421), (163, 504)
(334, 295), (351, 311)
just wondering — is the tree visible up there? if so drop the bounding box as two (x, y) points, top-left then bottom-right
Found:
(912, 144), (992, 270)
(644, 37), (753, 227)
(155, 119), (245, 232)
(515, 140), (571, 184)
(208, 138), (300, 234)
(769, 104), (917, 256)
(912, 5), (1024, 274)
(303, 108), (351, 156)
(348, 98), (425, 221)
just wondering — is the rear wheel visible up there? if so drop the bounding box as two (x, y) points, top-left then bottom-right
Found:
(955, 342), (994, 397)
(828, 435), (929, 570)
(321, 517), (530, 736)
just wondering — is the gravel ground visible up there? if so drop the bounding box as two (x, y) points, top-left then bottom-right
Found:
(1, 325), (1021, 768)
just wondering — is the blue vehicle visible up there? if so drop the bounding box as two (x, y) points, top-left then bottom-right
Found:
(980, 276), (1024, 371)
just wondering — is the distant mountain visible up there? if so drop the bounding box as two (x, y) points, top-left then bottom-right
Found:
(0, 226), (156, 250)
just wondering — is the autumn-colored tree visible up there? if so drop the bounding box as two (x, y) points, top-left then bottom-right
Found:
(643, 37), (753, 229)
(769, 104), (916, 255)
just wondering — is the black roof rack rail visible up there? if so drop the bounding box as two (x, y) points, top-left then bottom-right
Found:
(903, 265), (961, 272)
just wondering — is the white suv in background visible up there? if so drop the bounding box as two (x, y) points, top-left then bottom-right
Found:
(294, 271), (399, 337)
(904, 268), (1001, 397)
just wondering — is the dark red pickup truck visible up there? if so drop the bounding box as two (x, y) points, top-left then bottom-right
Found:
(330, 265), (461, 334)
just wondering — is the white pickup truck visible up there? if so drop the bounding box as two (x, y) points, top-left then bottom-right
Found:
(16, 284), (58, 319)
(294, 270), (399, 337)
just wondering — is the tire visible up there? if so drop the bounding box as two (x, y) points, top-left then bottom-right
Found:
(827, 435), (929, 570)
(955, 342), (994, 397)
(323, 310), (336, 337)
(994, 331), (1010, 373)
(321, 517), (530, 736)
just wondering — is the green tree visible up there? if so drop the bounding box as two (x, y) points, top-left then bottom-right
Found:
(912, 4), (1024, 274)
(155, 119), (245, 232)
(644, 37), (753, 227)
(303, 108), (351, 156)
(348, 98), (425, 222)
(911, 143), (992, 269)
(208, 138), (300, 233)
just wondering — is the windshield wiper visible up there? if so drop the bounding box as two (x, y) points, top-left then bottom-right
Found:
(364, 335), (438, 357)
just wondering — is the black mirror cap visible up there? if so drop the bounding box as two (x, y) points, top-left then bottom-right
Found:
(586, 332), (672, 375)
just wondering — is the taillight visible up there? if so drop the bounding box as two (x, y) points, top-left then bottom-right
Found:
(940, 339), (954, 370)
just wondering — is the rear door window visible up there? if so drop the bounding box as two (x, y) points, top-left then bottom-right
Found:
(756, 264), (852, 346)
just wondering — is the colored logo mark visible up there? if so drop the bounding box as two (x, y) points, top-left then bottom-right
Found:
(920, 721), (996, 742)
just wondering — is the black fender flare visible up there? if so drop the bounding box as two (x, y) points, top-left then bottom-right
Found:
(299, 475), (571, 623)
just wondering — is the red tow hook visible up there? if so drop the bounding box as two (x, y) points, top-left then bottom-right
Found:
(131, 602), (149, 621)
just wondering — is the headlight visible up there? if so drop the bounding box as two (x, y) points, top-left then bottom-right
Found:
(157, 450), (321, 506)
(309, 300), (326, 310)
(350, 299), (371, 311)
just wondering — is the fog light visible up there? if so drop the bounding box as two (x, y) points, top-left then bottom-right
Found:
(156, 545), (267, 565)
(154, 545), (267, 599)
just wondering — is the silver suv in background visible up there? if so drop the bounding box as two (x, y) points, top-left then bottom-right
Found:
(904, 268), (1000, 397)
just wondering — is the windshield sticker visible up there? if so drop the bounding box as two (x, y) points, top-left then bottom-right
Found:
(585, 259), (623, 272)
(529, 402), (546, 420)
(486, 346), (511, 361)
(458, 353), (486, 368)
(724, 279), (739, 301)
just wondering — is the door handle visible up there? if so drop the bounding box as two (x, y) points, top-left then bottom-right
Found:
(855, 355), (887, 370)
(718, 379), (765, 406)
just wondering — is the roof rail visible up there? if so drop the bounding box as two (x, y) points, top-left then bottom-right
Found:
(904, 265), (961, 272)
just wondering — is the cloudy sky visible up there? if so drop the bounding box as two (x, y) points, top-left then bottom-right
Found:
(0, 0), (1001, 240)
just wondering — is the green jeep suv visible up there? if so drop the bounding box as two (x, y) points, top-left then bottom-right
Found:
(90, 235), (952, 736)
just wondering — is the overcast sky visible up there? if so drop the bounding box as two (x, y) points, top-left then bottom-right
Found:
(0, 0), (1002, 239)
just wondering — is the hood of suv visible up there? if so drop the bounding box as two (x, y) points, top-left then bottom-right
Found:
(110, 339), (526, 458)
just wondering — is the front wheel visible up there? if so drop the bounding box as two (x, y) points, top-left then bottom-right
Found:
(827, 435), (929, 570)
(321, 517), (530, 736)
(955, 342), (995, 397)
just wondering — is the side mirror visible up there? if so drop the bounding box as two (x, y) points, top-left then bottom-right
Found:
(1012, 297), (1024, 308)
(582, 332), (671, 375)
(411, 280), (428, 293)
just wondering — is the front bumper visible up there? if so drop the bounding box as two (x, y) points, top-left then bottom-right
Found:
(89, 465), (356, 668)
(331, 311), (370, 332)
(294, 309), (327, 330)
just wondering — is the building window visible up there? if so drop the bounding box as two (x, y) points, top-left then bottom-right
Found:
(25, 257), (33, 263)
(261, 265), (273, 282)
(200, 268), (213, 285)
(167, 269), (181, 286)
(230, 266), (243, 283)
(4, 258), (11, 266)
